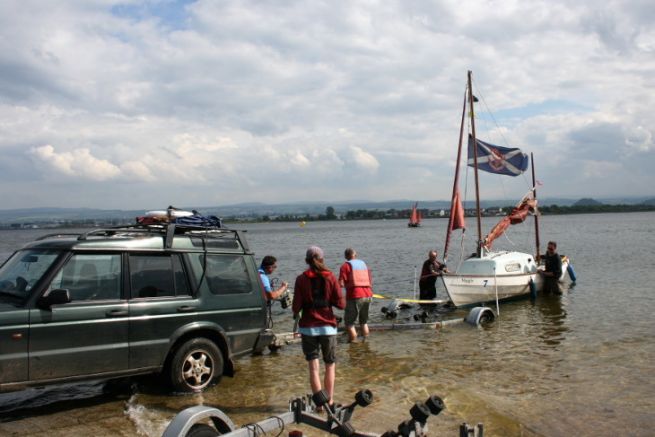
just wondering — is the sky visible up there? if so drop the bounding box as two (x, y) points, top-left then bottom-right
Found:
(0, 0), (653, 210)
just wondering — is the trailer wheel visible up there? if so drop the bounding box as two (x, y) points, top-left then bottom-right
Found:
(186, 423), (221, 437)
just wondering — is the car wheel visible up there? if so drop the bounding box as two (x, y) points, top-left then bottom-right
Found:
(170, 338), (223, 392)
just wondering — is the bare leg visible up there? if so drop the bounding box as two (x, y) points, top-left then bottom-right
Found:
(361, 323), (369, 338)
(324, 362), (336, 404)
(347, 326), (358, 342)
(308, 359), (322, 394)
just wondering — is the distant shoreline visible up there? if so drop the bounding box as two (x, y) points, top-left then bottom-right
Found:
(1, 204), (653, 229)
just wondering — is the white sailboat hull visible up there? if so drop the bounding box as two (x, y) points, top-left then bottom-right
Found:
(443, 271), (536, 307)
(442, 251), (569, 307)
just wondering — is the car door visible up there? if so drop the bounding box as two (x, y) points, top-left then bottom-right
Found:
(0, 249), (60, 386)
(187, 253), (267, 354)
(28, 252), (128, 381)
(127, 253), (198, 369)
(0, 303), (29, 386)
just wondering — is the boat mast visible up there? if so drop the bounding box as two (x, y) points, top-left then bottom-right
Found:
(443, 86), (468, 262)
(468, 71), (483, 256)
(531, 152), (541, 261)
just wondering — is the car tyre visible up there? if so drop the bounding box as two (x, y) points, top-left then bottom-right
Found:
(170, 338), (223, 392)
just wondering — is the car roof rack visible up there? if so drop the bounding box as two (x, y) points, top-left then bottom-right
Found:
(35, 223), (251, 252)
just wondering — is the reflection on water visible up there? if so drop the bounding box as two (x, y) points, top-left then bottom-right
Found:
(1, 213), (655, 436)
(535, 294), (569, 347)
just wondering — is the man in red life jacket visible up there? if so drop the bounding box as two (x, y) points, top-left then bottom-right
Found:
(338, 248), (373, 343)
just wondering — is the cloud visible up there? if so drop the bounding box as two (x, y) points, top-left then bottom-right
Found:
(349, 146), (379, 172)
(581, 159), (623, 178)
(120, 160), (155, 182)
(31, 145), (121, 181)
(1, 0), (654, 208)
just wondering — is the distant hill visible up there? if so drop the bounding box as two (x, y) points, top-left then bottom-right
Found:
(0, 196), (653, 224)
(574, 198), (603, 206)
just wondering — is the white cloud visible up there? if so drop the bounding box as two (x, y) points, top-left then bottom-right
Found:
(31, 144), (121, 181)
(0, 0), (654, 208)
(120, 160), (155, 182)
(349, 146), (379, 172)
(289, 150), (311, 169)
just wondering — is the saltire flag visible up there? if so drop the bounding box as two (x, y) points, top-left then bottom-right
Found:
(467, 135), (529, 177)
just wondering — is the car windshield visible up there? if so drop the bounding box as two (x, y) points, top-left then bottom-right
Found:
(0, 249), (61, 301)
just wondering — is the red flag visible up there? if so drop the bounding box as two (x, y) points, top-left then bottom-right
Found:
(450, 190), (466, 231)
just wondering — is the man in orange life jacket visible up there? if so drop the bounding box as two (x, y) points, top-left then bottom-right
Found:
(338, 248), (373, 343)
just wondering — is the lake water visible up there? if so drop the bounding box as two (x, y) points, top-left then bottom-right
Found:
(0, 212), (653, 436)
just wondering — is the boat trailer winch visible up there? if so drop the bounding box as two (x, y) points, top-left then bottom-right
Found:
(162, 388), (484, 437)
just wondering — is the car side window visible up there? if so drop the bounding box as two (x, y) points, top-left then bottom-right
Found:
(129, 254), (190, 298)
(47, 253), (122, 301)
(188, 254), (253, 295)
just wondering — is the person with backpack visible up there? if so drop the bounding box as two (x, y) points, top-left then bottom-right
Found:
(292, 246), (346, 409)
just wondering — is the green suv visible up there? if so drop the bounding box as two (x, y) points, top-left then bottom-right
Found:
(0, 224), (269, 393)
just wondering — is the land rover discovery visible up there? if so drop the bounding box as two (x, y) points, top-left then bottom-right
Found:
(0, 224), (269, 393)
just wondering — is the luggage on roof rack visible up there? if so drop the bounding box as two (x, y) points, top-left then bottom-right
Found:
(136, 207), (223, 229)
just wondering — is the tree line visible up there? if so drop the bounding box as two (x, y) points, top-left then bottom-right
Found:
(253, 203), (655, 223)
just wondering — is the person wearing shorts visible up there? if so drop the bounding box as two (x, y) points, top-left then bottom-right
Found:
(339, 248), (373, 343)
(292, 246), (345, 407)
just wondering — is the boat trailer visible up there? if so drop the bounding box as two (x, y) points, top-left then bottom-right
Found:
(255, 306), (497, 354)
(162, 388), (484, 437)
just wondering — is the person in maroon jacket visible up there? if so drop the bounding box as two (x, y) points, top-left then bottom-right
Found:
(292, 246), (346, 408)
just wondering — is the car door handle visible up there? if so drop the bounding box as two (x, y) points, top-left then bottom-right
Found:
(106, 309), (128, 317)
(177, 306), (197, 313)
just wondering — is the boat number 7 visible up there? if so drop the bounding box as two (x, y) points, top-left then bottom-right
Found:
(483, 280), (488, 287)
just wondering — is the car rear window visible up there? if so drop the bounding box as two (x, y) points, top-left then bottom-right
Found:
(188, 254), (253, 295)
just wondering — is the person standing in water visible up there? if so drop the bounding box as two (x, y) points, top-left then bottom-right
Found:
(539, 241), (562, 294)
(338, 248), (373, 343)
(292, 246), (346, 408)
(419, 250), (445, 301)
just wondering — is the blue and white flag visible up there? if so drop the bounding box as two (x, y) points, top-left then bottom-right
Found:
(467, 135), (529, 177)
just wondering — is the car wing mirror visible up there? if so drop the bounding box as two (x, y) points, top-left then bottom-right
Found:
(38, 288), (71, 309)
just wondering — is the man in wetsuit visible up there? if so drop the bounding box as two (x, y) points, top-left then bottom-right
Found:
(419, 250), (445, 301)
(539, 241), (562, 294)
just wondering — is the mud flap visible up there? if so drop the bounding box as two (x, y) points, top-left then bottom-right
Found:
(253, 329), (275, 354)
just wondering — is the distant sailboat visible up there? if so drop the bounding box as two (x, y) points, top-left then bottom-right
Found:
(408, 202), (421, 227)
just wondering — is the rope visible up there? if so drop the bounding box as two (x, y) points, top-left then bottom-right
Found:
(243, 422), (266, 436)
(372, 293), (445, 305)
(269, 415), (286, 437)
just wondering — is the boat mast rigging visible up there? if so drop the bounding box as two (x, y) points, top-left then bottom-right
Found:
(468, 71), (483, 257)
(443, 87), (468, 263)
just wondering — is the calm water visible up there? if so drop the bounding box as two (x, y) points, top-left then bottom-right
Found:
(0, 212), (653, 436)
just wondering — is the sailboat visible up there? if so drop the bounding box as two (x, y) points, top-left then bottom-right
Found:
(408, 202), (421, 227)
(441, 71), (569, 308)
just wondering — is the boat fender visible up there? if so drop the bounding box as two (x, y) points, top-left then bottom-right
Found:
(529, 278), (537, 299)
(464, 307), (495, 326)
(567, 263), (577, 283)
